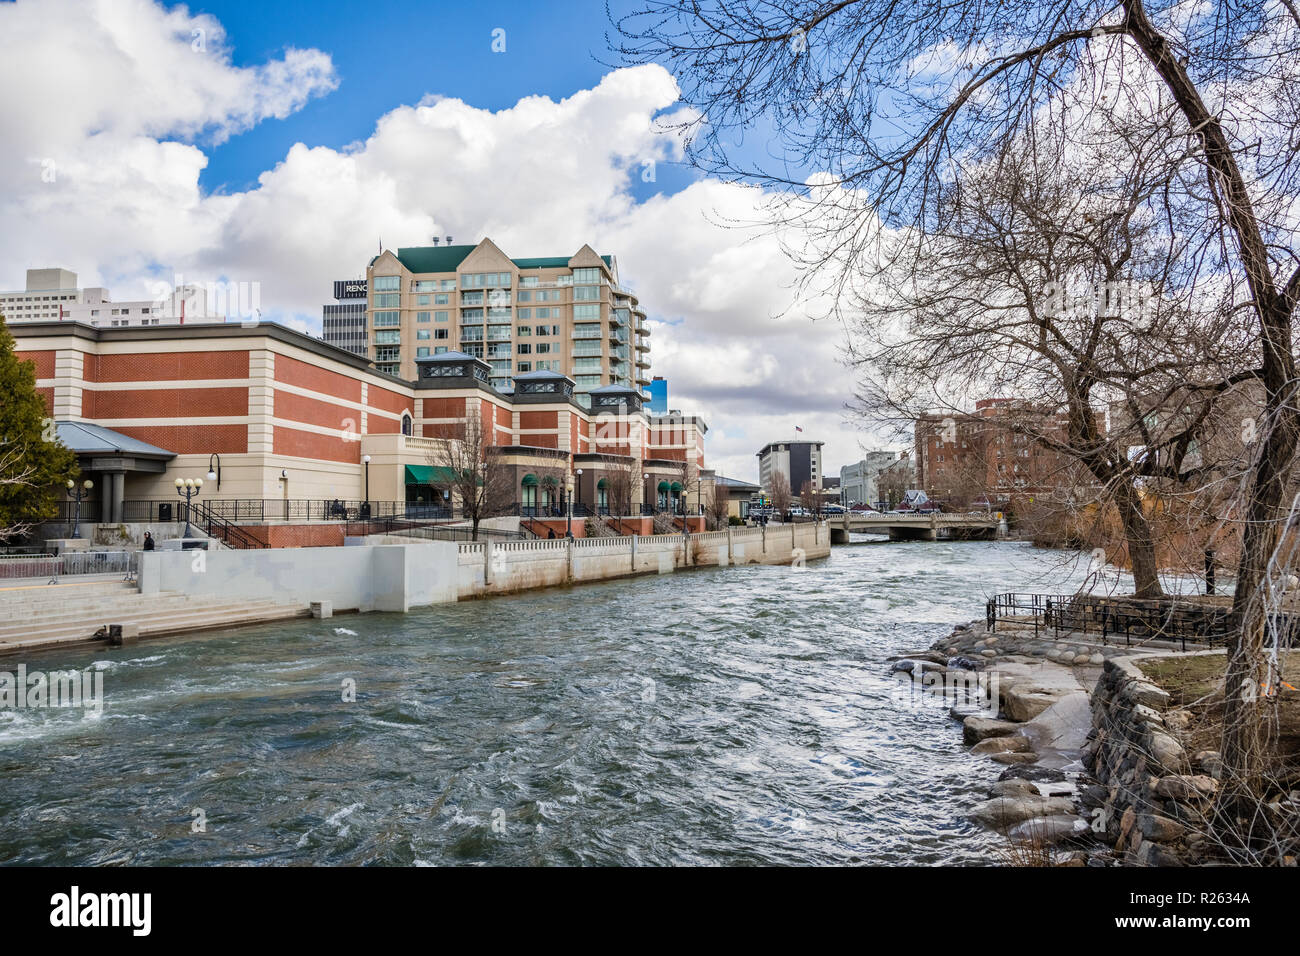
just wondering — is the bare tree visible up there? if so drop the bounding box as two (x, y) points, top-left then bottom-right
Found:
(0, 447), (38, 544)
(768, 471), (792, 520)
(603, 459), (638, 518)
(617, 0), (1300, 848)
(707, 479), (732, 529)
(426, 407), (511, 541)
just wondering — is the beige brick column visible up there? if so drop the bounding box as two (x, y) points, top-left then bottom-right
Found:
(52, 349), (84, 420)
(248, 350), (275, 455)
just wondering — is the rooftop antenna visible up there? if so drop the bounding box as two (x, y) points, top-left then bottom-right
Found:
(431, 237), (440, 246)
(446, 235), (453, 244)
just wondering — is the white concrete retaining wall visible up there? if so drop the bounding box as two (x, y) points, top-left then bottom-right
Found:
(139, 541), (460, 613)
(139, 523), (830, 612)
(457, 522), (828, 598)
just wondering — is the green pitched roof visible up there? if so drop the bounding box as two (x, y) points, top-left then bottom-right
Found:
(392, 246), (614, 275)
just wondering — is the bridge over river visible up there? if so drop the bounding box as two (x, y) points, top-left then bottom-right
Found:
(828, 511), (1001, 543)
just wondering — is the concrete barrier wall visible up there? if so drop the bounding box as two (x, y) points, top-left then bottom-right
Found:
(139, 541), (460, 613)
(139, 523), (830, 612)
(456, 522), (828, 598)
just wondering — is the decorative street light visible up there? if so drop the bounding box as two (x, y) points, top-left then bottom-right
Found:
(66, 478), (93, 539)
(174, 477), (203, 538)
(362, 455), (371, 519)
(568, 467), (582, 538)
(206, 453), (222, 491)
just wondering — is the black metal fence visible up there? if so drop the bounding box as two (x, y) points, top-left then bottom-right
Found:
(986, 591), (1300, 650)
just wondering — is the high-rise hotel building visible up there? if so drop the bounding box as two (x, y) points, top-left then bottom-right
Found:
(359, 238), (651, 404)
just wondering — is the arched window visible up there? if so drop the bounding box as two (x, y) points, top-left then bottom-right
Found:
(401, 414), (413, 436)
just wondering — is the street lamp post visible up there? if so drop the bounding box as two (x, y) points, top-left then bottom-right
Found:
(362, 455), (371, 518)
(206, 453), (222, 491)
(66, 478), (93, 539)
(174, 477), (204, 538)
(568, 468), (583, 537)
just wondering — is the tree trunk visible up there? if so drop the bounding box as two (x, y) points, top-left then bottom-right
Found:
(1113, 481), (1163, 599)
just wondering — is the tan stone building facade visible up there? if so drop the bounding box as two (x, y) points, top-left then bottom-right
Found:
(363, 238), (651, 401)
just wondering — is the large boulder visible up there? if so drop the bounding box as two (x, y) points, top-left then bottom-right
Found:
(970, 796), (1077, 830)
(1019, 692), (1093, 751)
(963, 716), (1021, 745)
(972, 735), (1032, 755)
(999, 664), (1086, 722)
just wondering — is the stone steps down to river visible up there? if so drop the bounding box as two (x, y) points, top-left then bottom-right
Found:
(0, 580), (309, 652)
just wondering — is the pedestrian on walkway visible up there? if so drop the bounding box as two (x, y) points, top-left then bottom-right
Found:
(142, 532), (155, 551)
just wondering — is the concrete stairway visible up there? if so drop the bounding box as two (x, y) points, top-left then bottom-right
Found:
(0, 580), (310, 652)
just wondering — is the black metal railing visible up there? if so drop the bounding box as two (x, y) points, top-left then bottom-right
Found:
(191, 500), (268, 550)
(985, 591), (1297, 650)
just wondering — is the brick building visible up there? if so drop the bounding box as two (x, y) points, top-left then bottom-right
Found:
(914, 398), (1095, 507)
(12, 320), (707, 544)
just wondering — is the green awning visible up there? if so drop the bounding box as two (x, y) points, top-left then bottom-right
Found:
(657, 481), (670, 492)
(670, 482), (682, 492)
(405, 465), (458, 485)
(521, 473), (538, 486)
(597, 478), (607, 489)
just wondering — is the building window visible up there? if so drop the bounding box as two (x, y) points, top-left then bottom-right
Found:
(402, 414), (413, 435)
(373, 311), (400, 327)
(517, 361), (532, 372)
(417, 294), (431, 306)
(373, 276), (400, 292)
(517, 309), (532, 320)
(435, 346), (447, 355)
(414, 280), (437, 292)
(517, 290), (532, 303)
(417, 312), (431, 323)
(435, 311), (449, 322)
(375, 330), (401, 344)
(417, 329), (431, 340)
(573, 304), (600, 319)
(435, 328), (448, 339)
(520, 276), (538, 288)
(375, 346), (401, 361)
(376, 363), (400, 375)
(573, 285), (600, 301)
(416, 347), (430, 358)
(517, 343), (531, 355)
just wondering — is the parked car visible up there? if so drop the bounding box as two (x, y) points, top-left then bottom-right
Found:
(823, 505), (846, 514)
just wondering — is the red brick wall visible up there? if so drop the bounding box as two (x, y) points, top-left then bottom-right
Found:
(15, 351), (55, 378)
(36, 387), (54, 414)
(519, 410), (556, 430)
(422, 397), (466, 419)
(274, 353), (361, 402)
(273, 425), (358, 463)
(235, 524), (346, 548)
(115, 424), (247, 454)
(97, 351), (249, 382)
(368, 384), (409, 415)
(273, 390), (353, 432)
(87, 387), (248, 419)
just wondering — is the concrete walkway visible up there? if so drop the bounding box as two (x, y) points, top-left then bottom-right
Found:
(0, 578), (310, 655)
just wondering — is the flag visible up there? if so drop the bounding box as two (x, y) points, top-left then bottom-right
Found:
(795, 425), (803, 432)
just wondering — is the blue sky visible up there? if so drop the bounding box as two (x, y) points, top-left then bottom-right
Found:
(0, 0), (878, 479)
(187, 0), (700, 202)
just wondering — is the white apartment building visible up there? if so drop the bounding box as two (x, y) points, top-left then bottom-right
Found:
(1, 268), (226, 327)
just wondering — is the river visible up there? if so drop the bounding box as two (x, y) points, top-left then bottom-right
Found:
(0, 539), (1118, 865)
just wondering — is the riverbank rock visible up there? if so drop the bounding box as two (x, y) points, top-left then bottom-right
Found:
(997, 765), (1067, 784)
(970, 795), (1077, 830)
(999, 665), (1086, 722)
(1006, 814), (1090, 845)
(991, 752), (1040, 765)
(989, 779), (1042, 798)
(963, 716), (1021, 745)
(1019, 692), (1092, 752)
(972, 736), (1031, 755)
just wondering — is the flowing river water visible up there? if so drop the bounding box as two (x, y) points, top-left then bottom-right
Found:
(0, 538), (1118, 866)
